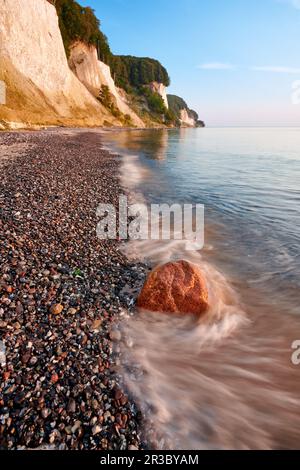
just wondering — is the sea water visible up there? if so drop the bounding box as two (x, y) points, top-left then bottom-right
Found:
(102, 127), (300, 449)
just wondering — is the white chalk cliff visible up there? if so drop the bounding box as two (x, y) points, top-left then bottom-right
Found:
(180, 109), (196, 127)
(0, 0), (120, 128)
(148, 82), (169, 109)
(68, 42), (145, 127)
(0, 0), (201, 130)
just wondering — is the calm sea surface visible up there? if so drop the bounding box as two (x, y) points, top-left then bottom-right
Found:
(103, 127), (300, 314)
(102, 128), (300, 449)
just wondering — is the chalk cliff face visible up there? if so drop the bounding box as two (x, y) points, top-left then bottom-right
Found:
(167, 94), (204, 128)
(180, 109), (196, 127)
(148, 82), (169, 109)
(68, 43), (103, 95)
(69, 42), (145, 127)
(0, 0), (117, 128)
(0, 0), (202, 129)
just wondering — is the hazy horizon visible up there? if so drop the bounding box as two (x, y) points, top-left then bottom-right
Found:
(81, 0), (300, 127)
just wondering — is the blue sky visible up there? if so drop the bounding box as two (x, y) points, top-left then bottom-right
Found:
(80, 0), (300, 126)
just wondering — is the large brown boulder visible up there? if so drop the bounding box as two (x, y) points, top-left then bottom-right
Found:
(137, 260), (209, 316)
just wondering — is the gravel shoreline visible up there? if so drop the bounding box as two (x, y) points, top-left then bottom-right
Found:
(0, 129), (147, 450)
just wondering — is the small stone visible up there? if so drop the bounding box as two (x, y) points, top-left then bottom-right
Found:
(67, 398), (76, 413)
(90, 416), (97, 426)
(67, 308), (77, 316)
(71, 421), (82, 434)
(65, 426), (72, 435)
(3, 371), (10, 381)
(16, 302), (24, 315)
(114, 389), (123, 400)
(128, 445), (139, 451)
(92, 425), (102, 435)
(29, 356), (38, 366)
(49, 430), (59, 444)
(91, 399), (100, 410)
(50, 304), (64, 315)
(110, 329), (121, 342)
(91, 319), (102, 331)
(120, 395), (128, 406)
(101, 438), (108, 449)
(41, 408), (50, 419)
(51, 373), (59, 384)
(21, 352), (31, 364)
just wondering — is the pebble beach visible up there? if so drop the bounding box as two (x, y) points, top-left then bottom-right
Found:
(0, 129), (147, 450)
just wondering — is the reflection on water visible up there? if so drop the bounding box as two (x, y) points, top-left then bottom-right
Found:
(102, 128), (300, 449)
(103, 129), (170, 161)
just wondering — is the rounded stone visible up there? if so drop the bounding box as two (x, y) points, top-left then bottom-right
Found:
(137, 260), (209, 316)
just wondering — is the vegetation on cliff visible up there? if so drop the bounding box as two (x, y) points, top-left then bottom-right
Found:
(55, 0), (169, 90)
(53, 0), (201, 127)
(110, 55), (170, 91)
(168, 94), (205, 127)
(55, 0), (111, 62)
(97, 85), (133, 126)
